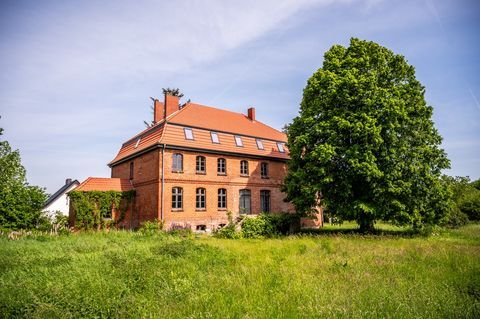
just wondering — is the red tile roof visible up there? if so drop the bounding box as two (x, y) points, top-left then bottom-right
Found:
(110, 102), (289, 166)
(74, 177), (134, 192)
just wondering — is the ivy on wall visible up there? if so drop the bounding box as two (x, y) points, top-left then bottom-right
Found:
(69, 190), (135, 230)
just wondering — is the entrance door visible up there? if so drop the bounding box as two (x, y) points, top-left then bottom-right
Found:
(239, 189), (251, 214)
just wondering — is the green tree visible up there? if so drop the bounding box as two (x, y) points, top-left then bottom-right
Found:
(284, 38), (450, 232)
(0, 125), (47, 229)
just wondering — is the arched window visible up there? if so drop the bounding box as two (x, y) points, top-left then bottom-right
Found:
(239, 189), (251, 214)
(260, 190), (271, 213)
(196, 188), (206, 210)
(218, 188), (227, 209)
(260, 162), (268, 178)
(240, 160), (249, 176)
(172, 153), (183, 172)
(172, 187), (183, 210)
(217, 158), (226, 175)
(196, 156), (206, 174)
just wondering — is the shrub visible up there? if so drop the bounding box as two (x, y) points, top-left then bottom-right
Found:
(214, 224), (241, 239)
(139, 219), (164, 235)
(443, 207), (469, 229)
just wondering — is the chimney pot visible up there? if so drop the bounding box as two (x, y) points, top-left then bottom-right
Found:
(247, 107), (256, 121)
(65, 178), (72, 185)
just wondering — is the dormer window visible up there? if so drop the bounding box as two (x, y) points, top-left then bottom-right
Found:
(234, 136), (243, 147)
(277, 142), (285, 153)
(184, 128), (194, 140)
(211, 132), (220, 144)
(256, 139), (264, 150)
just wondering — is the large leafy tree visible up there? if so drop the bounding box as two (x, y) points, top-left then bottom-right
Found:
(284, 38), (450, 232)
(0, 124), (47, 229)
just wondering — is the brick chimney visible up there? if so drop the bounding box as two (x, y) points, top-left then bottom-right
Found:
(164, 93), (180, 119)
(153, 99), (164, 123)
(247, 107), (256, 121)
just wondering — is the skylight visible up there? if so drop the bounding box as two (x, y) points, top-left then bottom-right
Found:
(211, 132), (220, 144)
(234, 136), (243, 147)
(184, 128), (194, 140)
(134, 138), (141, 149)
(256, 139), (264, 150)
(277, 142), (285, 153)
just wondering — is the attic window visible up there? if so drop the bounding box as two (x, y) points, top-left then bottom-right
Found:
(211, 132), (220, 144)
(277, 142), (285, 153)
(134, 138), (141, 149)
(184, 128), (194, 140)
(256, 139), (264, 150)
(234, 136), (243, 147)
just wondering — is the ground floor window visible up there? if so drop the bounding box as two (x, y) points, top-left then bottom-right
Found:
(196, 188), (206, 210)
(172, 187), (183, 209)
(239, 189), (251, 214)
(218, 188), (227, 209)
(260, 190), (271, 213)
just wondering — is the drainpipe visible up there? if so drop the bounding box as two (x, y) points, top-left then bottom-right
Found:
(161, 144), (165, 223)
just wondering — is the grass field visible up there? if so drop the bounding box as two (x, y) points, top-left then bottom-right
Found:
(1, 224), (479, 318)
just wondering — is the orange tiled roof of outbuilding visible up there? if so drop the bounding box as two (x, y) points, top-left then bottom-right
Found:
(74, 177), (134, 192)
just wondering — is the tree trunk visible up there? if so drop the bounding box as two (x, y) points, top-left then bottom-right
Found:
(358, 213), (375, 233)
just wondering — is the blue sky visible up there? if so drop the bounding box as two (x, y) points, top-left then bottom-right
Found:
(1, 0), (479, 194)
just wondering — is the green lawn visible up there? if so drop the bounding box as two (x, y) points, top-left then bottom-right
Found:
(1, 224), (479, 318)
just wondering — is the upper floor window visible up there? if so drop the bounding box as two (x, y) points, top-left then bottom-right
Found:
(172, 153), (183, 172)
(277, 142), (285, 153)
(184, 128), (194, 140)
(234, 135), (243, 147)
(172, 187), (183, 210)
(196, 188), (206, 210)
(261, 162), (268, 178)
(211, 132), (220, 144)
(256, 139), (264, 150)
(129, 162), (134, 180)
(196, 156), (206, 174)
(218, 188), (227, 209)
(240, 160), (249, 176)
(217, 158), (226, 175)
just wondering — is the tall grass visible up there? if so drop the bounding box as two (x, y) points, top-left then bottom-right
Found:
(0, 225), (479, 318)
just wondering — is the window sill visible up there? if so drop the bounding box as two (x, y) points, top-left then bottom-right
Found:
(217, 208), (227, 211)
(240, 174), (249, 177)
(195, 209), (206, 212)
(196, 171), (206, 175)
(217, 173), (227, 176)
(261, 176), (270, 179)
(172, 209), (183, 212)
(171, 170), (184, 174)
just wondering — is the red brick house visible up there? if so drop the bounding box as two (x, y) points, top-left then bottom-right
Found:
(72, 92), (322, 230)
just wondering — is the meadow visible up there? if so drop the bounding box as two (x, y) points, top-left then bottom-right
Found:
(0, 224), (479, 318)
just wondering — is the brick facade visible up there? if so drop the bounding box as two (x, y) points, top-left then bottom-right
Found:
(111, 148), (296, 230)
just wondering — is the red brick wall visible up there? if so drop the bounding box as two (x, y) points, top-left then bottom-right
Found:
(110, 147), (322, 230)
(160, 149), (294, 230)
(111, 149), (161, 227)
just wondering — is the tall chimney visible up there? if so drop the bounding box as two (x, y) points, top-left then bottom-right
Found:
(164, 93), (180, 119)
(153, 99), (164, 123)
(247, 107), (256, 121)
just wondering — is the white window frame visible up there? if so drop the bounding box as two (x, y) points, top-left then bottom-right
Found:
(277, 142), (285, 153)
(211, 132), (220, 144)
(256, 139), (264, 150)
(234, 135), (243, 147)
(184, 128), (194, 140)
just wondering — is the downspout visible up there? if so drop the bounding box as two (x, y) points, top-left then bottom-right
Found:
(161, 143), (165, 223)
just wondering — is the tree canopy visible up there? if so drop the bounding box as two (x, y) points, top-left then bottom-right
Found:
(0, 124), (47, 229)
(283, 38), (450, 232)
